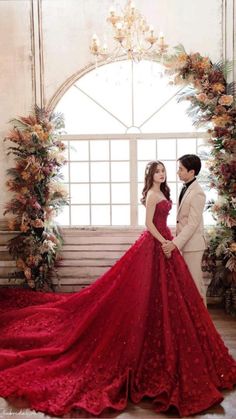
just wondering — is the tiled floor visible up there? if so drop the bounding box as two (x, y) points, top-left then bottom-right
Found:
(0, 306), (235, 419)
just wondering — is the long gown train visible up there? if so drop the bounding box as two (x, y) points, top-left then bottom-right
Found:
(0, 200), (235, 417)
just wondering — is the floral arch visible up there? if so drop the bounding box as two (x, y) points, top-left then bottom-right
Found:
(164, 46), (236, 314)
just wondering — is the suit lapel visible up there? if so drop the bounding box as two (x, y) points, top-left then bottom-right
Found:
(177, 180), (198, 216)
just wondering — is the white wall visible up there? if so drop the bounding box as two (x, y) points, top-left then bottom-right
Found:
(0, 0), (235, 218)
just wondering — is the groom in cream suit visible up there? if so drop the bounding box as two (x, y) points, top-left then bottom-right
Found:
(162, 154), (207, 306)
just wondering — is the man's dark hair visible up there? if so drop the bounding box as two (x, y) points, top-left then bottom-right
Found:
(178, 154), (201, 176)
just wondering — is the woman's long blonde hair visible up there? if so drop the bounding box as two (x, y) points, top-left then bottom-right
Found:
(140, 161), (170, 206)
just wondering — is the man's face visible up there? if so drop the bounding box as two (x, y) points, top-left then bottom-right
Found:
(177, 162), (195, 183)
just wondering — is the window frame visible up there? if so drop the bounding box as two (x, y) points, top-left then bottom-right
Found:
(59, 132), (210, 228)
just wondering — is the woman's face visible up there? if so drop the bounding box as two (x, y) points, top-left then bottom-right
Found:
(153, 164), (166, 184)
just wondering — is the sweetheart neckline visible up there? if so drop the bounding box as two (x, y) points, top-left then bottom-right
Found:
(156, 199), (169, 205)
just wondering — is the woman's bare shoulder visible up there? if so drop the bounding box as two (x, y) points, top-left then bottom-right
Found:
(146, 190), (159, 206)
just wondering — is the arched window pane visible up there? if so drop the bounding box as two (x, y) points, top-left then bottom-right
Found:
(76, 61), (133, 127)
(56, 85), (126, 134)
(55, 60), (196, 134)
(141, 100), (196, 133)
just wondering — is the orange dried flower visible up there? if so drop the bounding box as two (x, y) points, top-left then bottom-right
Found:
(32, 219), (44, 228)
(20, 223), (30, 232)
(8, 219), (16, 231)
(218, 95), (234, 106)
(21, 171), (31, 181)
(212, 83), (225, 93)
(16, 258), (26, 269)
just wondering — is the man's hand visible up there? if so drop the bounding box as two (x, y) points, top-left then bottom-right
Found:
(162, 240), (176, 255)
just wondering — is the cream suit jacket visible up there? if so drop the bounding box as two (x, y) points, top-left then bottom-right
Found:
(172, 180), (206, 252)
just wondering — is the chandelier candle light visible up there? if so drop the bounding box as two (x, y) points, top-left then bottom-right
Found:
(90, 0), (168, 62)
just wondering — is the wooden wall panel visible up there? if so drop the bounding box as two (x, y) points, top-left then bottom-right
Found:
(0, 228), (218, 305)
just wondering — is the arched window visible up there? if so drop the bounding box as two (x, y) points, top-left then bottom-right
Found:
(54, 60), (216, 227)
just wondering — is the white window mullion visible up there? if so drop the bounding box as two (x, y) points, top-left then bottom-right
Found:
(88, 140), (92, 225)
(68, 140), (72, 226)
(130, 136), (138, 226)
(109, 139), (112, 226)
(175, 138), (178, 206)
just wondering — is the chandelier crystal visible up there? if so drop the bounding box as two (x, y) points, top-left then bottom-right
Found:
(90, 1), (168, 62)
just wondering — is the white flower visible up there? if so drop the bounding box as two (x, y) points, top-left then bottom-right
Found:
(217, 195), (227, 205)
(48, 150), (66, 164)
(40, 240), (56, 254)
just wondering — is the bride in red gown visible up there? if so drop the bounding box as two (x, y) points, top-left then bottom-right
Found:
(0, 160), (235, 418)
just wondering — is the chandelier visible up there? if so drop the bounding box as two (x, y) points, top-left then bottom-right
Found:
(90, 1), (168, 62)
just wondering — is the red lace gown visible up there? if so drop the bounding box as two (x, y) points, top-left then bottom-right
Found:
(0, 200), (235, 417)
